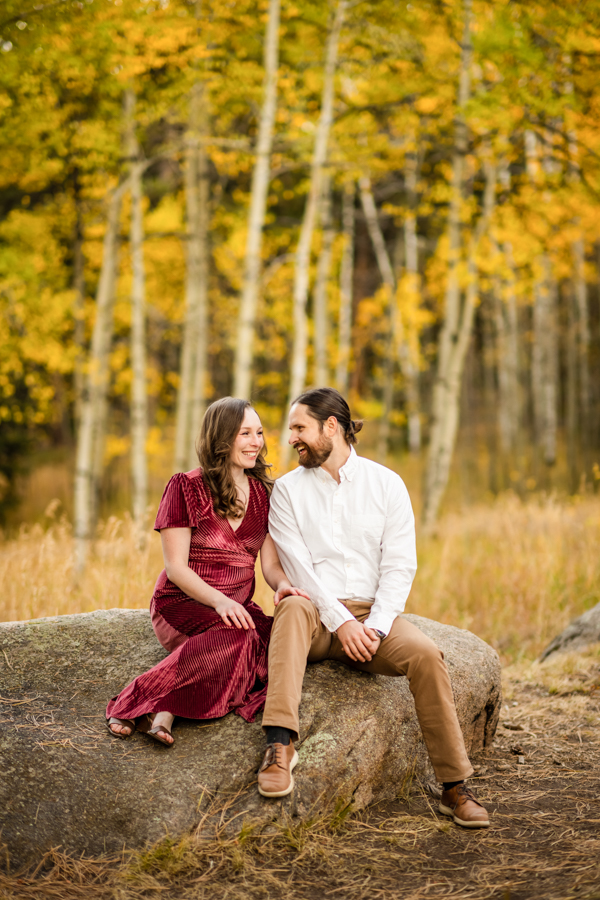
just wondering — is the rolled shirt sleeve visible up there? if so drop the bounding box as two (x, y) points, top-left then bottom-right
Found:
(364, 479), (417, 636)
(268, 481), (356, 633)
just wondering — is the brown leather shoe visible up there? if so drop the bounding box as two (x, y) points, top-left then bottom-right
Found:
(439, 783), (490, 828)
(257, 742), (298, 798)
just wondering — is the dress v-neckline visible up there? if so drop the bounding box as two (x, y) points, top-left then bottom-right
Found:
(224, 479), (253, 536)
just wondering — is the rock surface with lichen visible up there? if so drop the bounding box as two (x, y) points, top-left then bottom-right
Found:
(0, 608), (501, 867)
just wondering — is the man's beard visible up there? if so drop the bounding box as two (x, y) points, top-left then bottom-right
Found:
(296, 432), (334, 469)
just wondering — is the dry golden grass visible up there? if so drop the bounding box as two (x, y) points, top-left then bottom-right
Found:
(0, 502), (161, 622)
(410, 493), (600, 661)
(1, 493), (599, 662)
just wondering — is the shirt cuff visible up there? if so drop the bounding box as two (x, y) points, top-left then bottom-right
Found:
(321, 602), (356, 634)
(364, 611), (397, 636)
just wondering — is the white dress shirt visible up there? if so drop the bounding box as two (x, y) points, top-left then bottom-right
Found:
(268, 446), (417, 636)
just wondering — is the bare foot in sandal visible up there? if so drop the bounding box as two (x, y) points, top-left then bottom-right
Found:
(107, 717), (135, 738)
(149, 712), (175, 745)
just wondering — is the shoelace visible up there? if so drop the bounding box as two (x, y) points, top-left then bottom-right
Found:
(454, 783), (483, 808)
(260, 743), (284, 771)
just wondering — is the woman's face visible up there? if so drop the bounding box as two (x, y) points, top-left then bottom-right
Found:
(230, 407), (264, 471)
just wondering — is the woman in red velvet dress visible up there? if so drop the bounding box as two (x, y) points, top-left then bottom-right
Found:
(106, 397), (308, 746)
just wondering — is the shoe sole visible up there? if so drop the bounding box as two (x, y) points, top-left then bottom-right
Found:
(439, 803), (490, 828)
(258, 749), (299, 798)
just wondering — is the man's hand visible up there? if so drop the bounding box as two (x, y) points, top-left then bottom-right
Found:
(273, 584), (311, 607)
(336, 620), (381, 662)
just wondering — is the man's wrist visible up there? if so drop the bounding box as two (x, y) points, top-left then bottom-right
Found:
(372, 629), (386, 640)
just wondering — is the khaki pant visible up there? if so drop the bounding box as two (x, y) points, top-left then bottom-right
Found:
(262, 596), (473, 783)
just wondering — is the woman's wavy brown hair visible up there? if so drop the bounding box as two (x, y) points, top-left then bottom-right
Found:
(196, 397), (274, 519)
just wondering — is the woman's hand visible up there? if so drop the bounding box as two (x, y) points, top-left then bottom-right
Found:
(273, 584), (311, 607)
(214, 596), (256, 630)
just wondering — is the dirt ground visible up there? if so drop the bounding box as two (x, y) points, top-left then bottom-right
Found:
(2, 647), (599, 900)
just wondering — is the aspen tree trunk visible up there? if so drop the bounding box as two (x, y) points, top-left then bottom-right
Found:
(532, 258), (558, 468)
(174, 82), (209, 473)
(494, 241), (520, 478)
(173, 91), (198, 473)
(573, 237), (590, 457)
(124, 89), (148, 541)
(73, 180), (127, 575)
(494, 162), (521, 471)
(335, 179), (354, 394)
(543, 270), (559, 468)
(423, 1), (499, 533)
(360, 176), (419, 461)
(565, 62), (591, 464)
(89, 234), (122, 532)
(187, 124), (209, 470)
(528, 130), (559, 470)
(280, 0), (346, 458)
(565, 282), (578, 492)
(404, 148), (421, 453)
(313, 171), (334, 387)
(481, 299), (498, 493)
(359, 176), (397, 460)
(424, 165), (496, 531)
(73, 184), (85, 432)
(233, 0), (280, 399)
(528, 128), (544, 455)
(422, 3), (472, 533)
(531, 278), (544, 451)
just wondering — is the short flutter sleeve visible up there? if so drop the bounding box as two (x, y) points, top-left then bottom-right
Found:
(154, 473), (198, 531)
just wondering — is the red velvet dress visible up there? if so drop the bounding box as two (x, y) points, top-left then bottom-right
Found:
(106, 469), (272, 724)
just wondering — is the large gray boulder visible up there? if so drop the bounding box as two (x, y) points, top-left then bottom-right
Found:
(540, 601), (600, 660)
(0, 609), (501, 868)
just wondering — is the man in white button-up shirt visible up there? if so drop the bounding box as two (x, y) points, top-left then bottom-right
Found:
(257, 389), (489, 829)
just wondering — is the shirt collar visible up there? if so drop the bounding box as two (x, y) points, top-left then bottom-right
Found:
(315, 445), (358, 484)
(340, 446), (358, 482)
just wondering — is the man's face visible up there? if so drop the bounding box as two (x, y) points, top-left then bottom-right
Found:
(288, 403), (334, 469)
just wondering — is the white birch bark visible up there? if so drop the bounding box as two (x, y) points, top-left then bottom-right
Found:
(280, 0), (346, 457)
(233, 0), (280, 399)
(173, 82), (209, 473)
(359, 176), (418, 461)
(527, 128), (560, 469)
(531, 272), (545, 449)
(565, 67), (591, 458)
(187, 105), (209, 471)
(73, 192), (85, 432)
(73, 180), (127, 575)
(335, 179), (354, 394)
(566, 281), (578, 490)
(543, 266), (558, 467)
(425, 170), (495, 531)
(359, 176), (397, 460)
(495, 240), (520, 457)
(124, 89), (149, 541)
(404, 149), (421, 453)
(313, 171), (334, 386)
(573, 237), (591, 452)
(423, 0), (495, 532)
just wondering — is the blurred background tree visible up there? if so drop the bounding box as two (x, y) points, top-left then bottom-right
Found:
(0, 0), (599, 555)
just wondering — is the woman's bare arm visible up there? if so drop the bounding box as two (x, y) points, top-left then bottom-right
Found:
(259, 534), (311, 606)
(160, 527), (255, 630)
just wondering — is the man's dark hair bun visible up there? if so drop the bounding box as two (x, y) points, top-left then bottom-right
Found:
(351, 419), (363, 435)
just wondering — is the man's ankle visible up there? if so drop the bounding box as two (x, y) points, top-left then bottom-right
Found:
(442, 780), (464, 791)
(265, 726), (293, 746)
